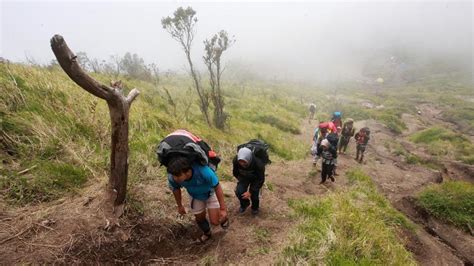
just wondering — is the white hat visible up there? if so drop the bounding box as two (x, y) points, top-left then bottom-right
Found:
(321, 139), (330, 147)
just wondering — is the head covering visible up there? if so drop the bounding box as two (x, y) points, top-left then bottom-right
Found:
(321, 139), (330, 147)
(346, 118), (354, 123)
(237, 147), (253, 164)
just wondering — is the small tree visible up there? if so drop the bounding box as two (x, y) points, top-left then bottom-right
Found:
(161, 7), (211, 126)
(50, 35), (139, 218)
(203, 30), (234, 129)
(121, 52), (151, 80)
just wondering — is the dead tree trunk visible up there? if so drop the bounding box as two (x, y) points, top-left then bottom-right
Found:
(50, 35), (139, 215)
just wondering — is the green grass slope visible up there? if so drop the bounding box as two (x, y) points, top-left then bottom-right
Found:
(0, 63), (306, 204)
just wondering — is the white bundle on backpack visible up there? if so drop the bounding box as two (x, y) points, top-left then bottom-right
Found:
(310, 142), (318, 156)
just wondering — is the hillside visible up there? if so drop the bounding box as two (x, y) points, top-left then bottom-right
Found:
(1, 62), (473, 264)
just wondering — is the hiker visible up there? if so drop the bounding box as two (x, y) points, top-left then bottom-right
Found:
(312, 121), (338, 165)
(233, 140), (270, 215)
(157, 130), (228, 243)
(355, 127), (370, 163)
(317, 139), (337, 183)
(331, 111), (343, 128)
(338, 118), (355, 154)
(308, 103), (316, 122)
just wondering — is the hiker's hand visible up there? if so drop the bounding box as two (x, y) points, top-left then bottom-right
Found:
(241, 191), (251, 200)
(220, 208), (227, 220)
(177, 205), (186, 215)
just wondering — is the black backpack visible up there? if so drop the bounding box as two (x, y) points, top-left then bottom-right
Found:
(156, 130), (221, 170)
(362, 127), (371, 136)
(326, 133), (339, 148)
(237, 139), (271, 165)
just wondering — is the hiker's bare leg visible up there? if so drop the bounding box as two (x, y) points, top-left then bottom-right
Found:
(207, 208), (220, 226)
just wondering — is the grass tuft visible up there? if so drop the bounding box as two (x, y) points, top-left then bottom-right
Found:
(417, 181), (474, 232)
(281, 169), (415, 265)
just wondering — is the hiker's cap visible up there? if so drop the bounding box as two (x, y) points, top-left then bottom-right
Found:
(238, 147), (252, 164)
(321, 139), (330, 147)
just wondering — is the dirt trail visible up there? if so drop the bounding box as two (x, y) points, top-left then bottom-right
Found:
(0, 119), (336, 264)
(1, 114), (472, 264)
(346, 116), (473, 265)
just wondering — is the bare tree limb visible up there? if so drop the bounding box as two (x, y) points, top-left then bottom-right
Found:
(50, 35), (111, 100)
(126, 88), (140, 104)
(50, 34), (140, 210)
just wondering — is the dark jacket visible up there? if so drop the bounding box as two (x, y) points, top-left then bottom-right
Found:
(317, 145), (337, 164)
(232, 155), (265, 181)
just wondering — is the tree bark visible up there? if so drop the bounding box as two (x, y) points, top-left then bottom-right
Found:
(50, 35), (139, 211)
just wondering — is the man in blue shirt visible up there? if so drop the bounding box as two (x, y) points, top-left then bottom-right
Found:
(167, 156), (228, 243)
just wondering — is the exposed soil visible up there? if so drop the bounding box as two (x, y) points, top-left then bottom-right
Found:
(1, 107), (472, 264)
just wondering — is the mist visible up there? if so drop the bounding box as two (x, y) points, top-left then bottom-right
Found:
(2, 1), (472, 83)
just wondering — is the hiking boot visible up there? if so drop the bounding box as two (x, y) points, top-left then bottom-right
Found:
(198, 231), (212, 244)
(220, 217), (230, 229)
(251, 209), (259, 216)
(330, 176), (335, 182)
(319, 180), (325, 184)
(239, 206), (248, 214)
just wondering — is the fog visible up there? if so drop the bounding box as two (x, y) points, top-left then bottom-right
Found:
(1, 0), (472, 82)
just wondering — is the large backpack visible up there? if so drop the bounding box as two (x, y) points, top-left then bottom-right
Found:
(237, 139), (271, 165)
(156, 130), (221, 170)
(326, 132), (339, 148)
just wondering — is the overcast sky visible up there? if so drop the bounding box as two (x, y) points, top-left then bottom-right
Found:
(1, 0), (472, 81)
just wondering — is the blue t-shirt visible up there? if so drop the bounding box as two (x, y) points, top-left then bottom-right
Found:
(168, 164), (219, 201)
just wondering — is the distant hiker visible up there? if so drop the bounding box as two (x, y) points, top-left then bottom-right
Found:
(338, 118), (355, 154)
(233, 140), (270, 216)
(308, 103), (317, 122)
(355, 127), (370, 163)
(317, 139), (337, 183)
(331, 111), (343, 128)
(157, 130), (228, 243)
